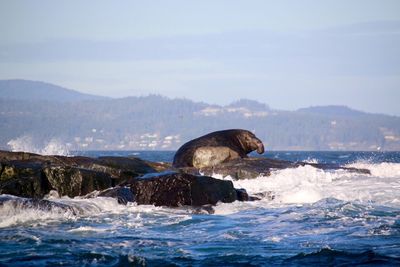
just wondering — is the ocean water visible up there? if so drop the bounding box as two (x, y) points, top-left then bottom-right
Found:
(1, 151), (400, 266)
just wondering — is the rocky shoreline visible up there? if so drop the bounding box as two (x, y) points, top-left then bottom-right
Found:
(0, 150), (370, 213)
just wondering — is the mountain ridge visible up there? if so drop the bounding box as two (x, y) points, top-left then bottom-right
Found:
(0, 79), (109, 102)
(0, 79), (373, 114)
(0, 79), (399, 151)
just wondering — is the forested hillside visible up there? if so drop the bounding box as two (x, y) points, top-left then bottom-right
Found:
(1, 80), (399, 151)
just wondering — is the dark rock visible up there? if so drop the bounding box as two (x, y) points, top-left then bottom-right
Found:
(0, 161), (51, 198)
(97, 186), (135, 205)
(191, 204), (215, 214)
(95, 156), (156, 182)
(129, 172), (238, 207)
(0, 150), (49, 162)
(196, 157), (370, 180)
(0, 150), (159, 198)
(235, 188), (251, 201)
(43, 166), (112, 197)
(0, 150), (157, 180)
(51, 155), (157, 183)
(145, 161), (174, 172)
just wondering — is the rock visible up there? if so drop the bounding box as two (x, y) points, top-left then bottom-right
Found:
(0, 150), (159, 198)
(235, 188), (258, 201)
(0, 150), (49, 162)
(191, 204), (215, 214)
(0, 161), (51, 198)
(95, 156), (156, 181)
(98, 186), (135, 205)
(145, 161), (174, 172)
(43, 166), (112, 197)
(196, 157), (370, 180)
(0, 150), (157, 181)
(51, 155), (157, 183)
(128, 172), (238, 207)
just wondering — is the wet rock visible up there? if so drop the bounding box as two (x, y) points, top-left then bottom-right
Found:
(0, 150), (159, 198)
(43, 166), (112, 197)
(191, 204), (215, 214)
(145, 161), (174, 172)
(98, 186), (135, 205)
(0, 161), (51, 198)
(51, 155), (157, 183)
(196, 158), (370, 180)
(95, 156), (156, 181)
(129, 172), (238, 207)
(235, 188), (258, 201)
(0, 150), (50, 162)
(0, 150), (157, 181)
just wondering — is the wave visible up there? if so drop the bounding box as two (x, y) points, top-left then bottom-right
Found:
(7, 135), (70, 156)
(0, 194), (195, 228)
(347, 161), (400, 177)
(286, 247), (400, 265)
(212, 162), (400, 213)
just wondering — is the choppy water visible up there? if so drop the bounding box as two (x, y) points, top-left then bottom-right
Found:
(1, 151), (400, 266)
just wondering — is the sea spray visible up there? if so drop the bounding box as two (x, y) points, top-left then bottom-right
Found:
(7, 136), (70, 156)
(212, 162), (400, 207)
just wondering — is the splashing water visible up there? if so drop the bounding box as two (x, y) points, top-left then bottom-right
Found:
(7, 136), (70, 156)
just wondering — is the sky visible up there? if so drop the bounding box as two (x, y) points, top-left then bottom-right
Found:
(0, 0), (400, 115)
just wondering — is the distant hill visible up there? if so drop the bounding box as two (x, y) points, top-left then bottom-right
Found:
(0, 79), (108, 102)
(228, 99), (270, 111)
(297, 105), (366, 117)
(0, 79), (399, 151)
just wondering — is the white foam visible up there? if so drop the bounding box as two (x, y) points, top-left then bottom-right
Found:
(68, 226), (108, 233)
(0, 194), (195, 228)
(7, 135), (70, 156)
(0, 196), (124, 228)
(303, 158), (319, 164)
(0, 199), (77, 228)
(346, 162), (400, 178)
(213, 163), (400, 214)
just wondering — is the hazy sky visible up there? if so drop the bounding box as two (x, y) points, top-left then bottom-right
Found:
(1, 0), (400, 115)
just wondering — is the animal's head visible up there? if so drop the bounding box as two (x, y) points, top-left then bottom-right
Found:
(235, 130), (265, 154)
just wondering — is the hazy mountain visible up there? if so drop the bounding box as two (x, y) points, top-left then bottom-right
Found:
(0, 79), (108, 102)
(228, 99), (270, 111)
(0, 80), (399, 151)
(297, 106), (366, 117)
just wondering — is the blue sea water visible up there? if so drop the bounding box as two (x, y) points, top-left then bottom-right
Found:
(1, 151), (400, 266)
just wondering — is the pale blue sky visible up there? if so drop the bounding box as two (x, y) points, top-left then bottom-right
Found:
(1, 0), (400, 115)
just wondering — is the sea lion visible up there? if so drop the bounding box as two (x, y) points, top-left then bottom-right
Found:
(173, 129), (265, 168)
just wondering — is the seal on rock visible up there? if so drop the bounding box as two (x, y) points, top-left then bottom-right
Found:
(173, 129), (265, 168)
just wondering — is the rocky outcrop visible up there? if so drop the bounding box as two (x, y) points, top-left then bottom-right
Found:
(0, 160), (51, 198)
(0, 150), (156, 178)
(194, 158), (371, 180)
(128, 172), (238, 207)
(0, 150), (372, 208)
(43, 166), (113, 197)
(0, 150), (157, 198)
(0, 151), (253, 206)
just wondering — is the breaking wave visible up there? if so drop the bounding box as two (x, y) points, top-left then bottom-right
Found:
(7, 136), (70, 156)
(212, 161), (400, 215)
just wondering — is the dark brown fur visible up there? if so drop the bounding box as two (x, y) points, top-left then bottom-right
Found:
(173, 129), (264, 168)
